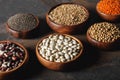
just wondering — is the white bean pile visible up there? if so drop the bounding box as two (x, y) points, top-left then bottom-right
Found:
(38, 34), (82, 62)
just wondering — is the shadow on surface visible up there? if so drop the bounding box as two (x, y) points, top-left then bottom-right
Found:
(23, 18), (52, 39)
(63, 40), (101, 72)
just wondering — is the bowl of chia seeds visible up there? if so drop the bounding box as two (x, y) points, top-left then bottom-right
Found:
(46, 3), (89, 34)
(6, 13), (39, 39)
(0, 40), (28, 78)
(36, 33), (83, 71)
(87, 22), (120, 50)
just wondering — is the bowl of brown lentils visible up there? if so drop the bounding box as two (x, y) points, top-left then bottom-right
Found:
(6, 13), (39, 39)
(0, 40), (28, 78)
(36, 33), (83, 71)
(46, 3), (89, 34)
(87, 22), (120, 49)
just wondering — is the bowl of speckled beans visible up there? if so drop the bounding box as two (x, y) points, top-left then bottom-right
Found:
(6, 13), (39, 38)
(0, 40), (28, 78)
(36, 33), (83, 71)
(87, 22), (120, 49)
(46, 3), (89, 34)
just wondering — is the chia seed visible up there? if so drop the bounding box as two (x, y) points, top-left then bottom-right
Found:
(7, 13), (38, 31)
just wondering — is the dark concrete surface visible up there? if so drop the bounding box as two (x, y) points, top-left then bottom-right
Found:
(0, 0), (120, 80)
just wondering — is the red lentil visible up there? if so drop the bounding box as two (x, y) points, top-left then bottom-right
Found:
(97, 0), (120, 15)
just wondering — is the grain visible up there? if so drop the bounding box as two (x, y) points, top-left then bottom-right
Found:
(48, 4), (88, 26)
(38, 34), (82, 62)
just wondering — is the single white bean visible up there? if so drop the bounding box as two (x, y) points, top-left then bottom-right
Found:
(68, 43), (72, 46)
(49, 56), (53, 61)
(59, 35), (64, 39)
(72, 39), (77, 44)
(45, 56), (49, 60)
(46, 50), (51, 56)
(73, 52), (78, 56)
(55, 53), (59, 58)
(70, 55), (74, 59)
(64, 54), (70, 59)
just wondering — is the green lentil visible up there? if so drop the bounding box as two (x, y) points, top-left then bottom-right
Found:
(48, 4), (88, 26)
(7, 13), (38, 31)
(88, 22), (120, 43)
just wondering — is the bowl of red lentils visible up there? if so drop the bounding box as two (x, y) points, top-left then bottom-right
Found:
(36, 33), (83, 71)
(0, 40), (28, 78)
(46, 3), (89, 34)
(87, 22), (120, 49)
(96, 0), (120, 22)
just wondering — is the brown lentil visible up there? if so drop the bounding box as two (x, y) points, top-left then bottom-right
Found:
(88, 22), (120, 43)
(0, 41), (25, 72)
(48, 4), (88, 26)
(7, 13), (37, 31)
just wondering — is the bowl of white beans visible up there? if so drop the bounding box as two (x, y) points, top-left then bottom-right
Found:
(36, 33), (83, 71)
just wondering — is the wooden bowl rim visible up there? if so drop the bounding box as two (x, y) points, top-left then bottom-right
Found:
(0, 40), (28, 74)
(36, 33), (83, 64)
(46, 3), (89, 27)
(6, 13), (40, 33)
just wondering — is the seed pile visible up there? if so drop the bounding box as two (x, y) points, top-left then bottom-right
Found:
(48, 4), (88, 26)
(88, 22), (120, 43)
(7, 13), (38, 31)
(0, 42), (25, 72)
(97, 0), (120, 15)
(38, 34), (82, 62)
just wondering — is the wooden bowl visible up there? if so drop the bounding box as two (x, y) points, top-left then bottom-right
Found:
(6, 14), (40, 39)
(46, 3), (89, 34)
(87, 29), (120, 50)
(0, 40), (29, 78)
(36, 33), (83, 71)
(96, 4), (120, 22)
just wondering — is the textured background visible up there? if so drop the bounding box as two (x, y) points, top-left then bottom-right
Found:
(0, 0), (120, 80)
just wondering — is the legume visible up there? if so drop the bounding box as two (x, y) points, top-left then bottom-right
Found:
(97, 0), (120, 15)
(7, 13), (38, 31)
(0, 41), (25, 72)
(37, 34), (82, 62)
(88, 22), (120, 43)
(48, 4), (88, 26)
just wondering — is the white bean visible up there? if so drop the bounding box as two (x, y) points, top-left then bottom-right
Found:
(70, 55), (74, 59)
(73, 52), (78, 56)
(38, 34), (81, 62)
(55, 53), (59, 58)
(64, 54), (70, 59)
(46, 50), (51, 56)
(59, 35), (64, 39)
(49, 56), (53, 61)
(72, 39), (77, 44)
